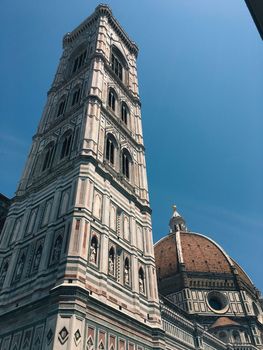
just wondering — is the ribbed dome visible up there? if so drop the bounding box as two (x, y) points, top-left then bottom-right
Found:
(154, 231), (254, 290)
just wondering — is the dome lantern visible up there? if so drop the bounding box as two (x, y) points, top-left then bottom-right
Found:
(169, 205), (187, 233)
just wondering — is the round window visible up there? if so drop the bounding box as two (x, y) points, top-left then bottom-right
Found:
(206, 291), (229, 314)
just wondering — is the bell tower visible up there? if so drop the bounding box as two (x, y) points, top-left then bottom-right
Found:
(0, 5), (163, 350)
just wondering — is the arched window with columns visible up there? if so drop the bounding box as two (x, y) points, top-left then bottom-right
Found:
(121, 102), (129, 125)
(105, 133), (118, 166)
(42, 142), (55, 172)
(56, 96), (67, 118)
(111, 45), (128, 84)
(60, 130), (73, 160)
(108, 88), (117, 112)
(121, 148), (132, 180)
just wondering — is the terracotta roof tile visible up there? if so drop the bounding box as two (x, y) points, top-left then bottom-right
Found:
(210, 317), (240, 329)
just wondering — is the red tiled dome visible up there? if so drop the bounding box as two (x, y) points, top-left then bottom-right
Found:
(154, 231), (254, 290)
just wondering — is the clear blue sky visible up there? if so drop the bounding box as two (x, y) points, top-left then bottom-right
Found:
(0, 1), (262, 291)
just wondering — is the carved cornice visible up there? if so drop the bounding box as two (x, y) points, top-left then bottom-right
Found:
(63, 5), (139, 57)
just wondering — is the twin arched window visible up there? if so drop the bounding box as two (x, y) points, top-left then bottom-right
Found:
(111, 45), (127, 83)
(105, 134), (132, 180)
(108, 89), (129, 126)
(72, 50), (87, 74)
(40, 130), (73, 173)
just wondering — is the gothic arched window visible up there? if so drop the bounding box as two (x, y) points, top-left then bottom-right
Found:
(60, 131), (73, 160)
(71, 87), (81, 106)
(138, 267), (145, 294)
(56, 98), (66, 118)
(42, 142), (55, 171)
(105, 134), (117, 165)
(121, 102), (129, 125)
(111, 46), (127, 83)
(89, 235), (98, 264)
(72, 50), (87, 74)
(121, 148), (132, 179)
(108, 89), (117, 112)
(108, 247), (115, 276)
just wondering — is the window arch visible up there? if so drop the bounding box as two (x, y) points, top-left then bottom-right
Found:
(138, 267), (145, 294)
(71, 86), (81, 107)
(56, 97), (67, 118)
(111, 46), (128, 82)
(121, 102), (129, 125)
(89, 235), (98, 264)
(121, 148), (132, 179)
(105, 133), (117, 165)
(108, 88), (117, 112)
(108, 246), (115, 276)
(60, 131), (73, 160)
(42, 142), (55, 171)
(72, 50), (87, 74)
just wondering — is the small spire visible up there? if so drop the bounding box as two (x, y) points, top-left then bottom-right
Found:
(169, 205), (187, 233)
(172, 205), (181, 218)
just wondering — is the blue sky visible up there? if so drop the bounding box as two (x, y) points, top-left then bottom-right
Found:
(0, 0), (262, 291)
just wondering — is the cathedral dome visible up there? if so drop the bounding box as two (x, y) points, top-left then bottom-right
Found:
(155, 231), (254, 291)
(154, 207), (255, 297)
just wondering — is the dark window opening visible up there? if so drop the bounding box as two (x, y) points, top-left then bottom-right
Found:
(111, 53), (123, 81)
(121, 150), (131, 179)
(121, 103), (128, 124)
(42, 144), (55, 171)
(60, 133), (72, 159)
(106, 136), (116, 165)
(108, 90), (116, 111)
(57, 99), (66, 117)
(72, 50), (87, 74)
(72, 88), (80, 106)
